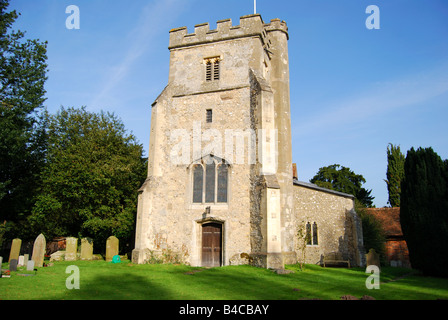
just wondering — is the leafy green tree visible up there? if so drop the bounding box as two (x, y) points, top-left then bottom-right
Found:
(0, 0), (48, 235)
(29, 107), (147, 252)
(401, 147), (448, 277)
(310, 164), (374, 207)
(355, 204), (386, 265)
(385, 143), (405, 207)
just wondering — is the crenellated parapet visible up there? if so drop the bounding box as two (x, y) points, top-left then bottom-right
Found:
(169, 14), (288, 50)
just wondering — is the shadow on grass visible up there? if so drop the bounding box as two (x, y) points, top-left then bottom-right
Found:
(56, 273), (175, 300)
(52, 264), (307, 300)
(25, 261), (448, 300)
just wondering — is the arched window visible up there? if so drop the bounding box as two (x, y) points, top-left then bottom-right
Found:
(312, 222), (318, 245)
(192, 156), (229, 204)
(205, 163), (215, 203)
(306, 222), (312, 245)
(306, 222), (318, 246)
(193, 165), (204, 203)
(217, 164), (228, 203)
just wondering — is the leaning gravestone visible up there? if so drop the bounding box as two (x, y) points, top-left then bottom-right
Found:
(9, 259), (18, 272)
(65, 237), (78, 261)
(80, 238), (94, 261)
(105, 236), (119, 261)
(9, 238), (22, 262)
(366, 248), (381, 269)
(31, 234), (46, 268)
(27, 260), (35, 271)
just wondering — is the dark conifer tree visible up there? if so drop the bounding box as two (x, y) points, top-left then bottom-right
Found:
(385, 143), (405, 207)
(401, 147), (448, 277)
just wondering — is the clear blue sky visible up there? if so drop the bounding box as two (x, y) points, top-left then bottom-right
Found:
(8, 0), (448, 207)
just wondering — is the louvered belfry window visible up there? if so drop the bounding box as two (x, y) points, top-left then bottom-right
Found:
(205, 57), (220, 81)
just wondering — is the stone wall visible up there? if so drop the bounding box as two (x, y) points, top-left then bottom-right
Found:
(292, 181), (365, 267)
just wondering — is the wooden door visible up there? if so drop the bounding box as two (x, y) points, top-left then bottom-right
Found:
(202, 223), (222, 267)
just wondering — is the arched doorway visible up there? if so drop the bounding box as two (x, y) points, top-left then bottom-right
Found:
(202, 223), (222, 267)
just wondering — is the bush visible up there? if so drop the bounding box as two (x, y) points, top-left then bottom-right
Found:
(355, 202), (386, 265)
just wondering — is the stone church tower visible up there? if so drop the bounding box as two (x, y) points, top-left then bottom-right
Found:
(132, 14), (365, 269)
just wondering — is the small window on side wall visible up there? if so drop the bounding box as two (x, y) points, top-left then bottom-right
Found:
(306, 222), (318, 246)
(312, 222), (318, 245)
(206, 109), (212, 123)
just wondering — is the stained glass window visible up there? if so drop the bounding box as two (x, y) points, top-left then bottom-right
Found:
(306, 222), (312, 245)
(312, 222), (318, 245)
(205, 163), (215, 203)
(193, 165), (203, 203)
(217, 164), (228, 203)
(192, 157), (229, 204)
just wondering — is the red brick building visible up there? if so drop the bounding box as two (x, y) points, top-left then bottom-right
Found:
(366, 208), (411, 268)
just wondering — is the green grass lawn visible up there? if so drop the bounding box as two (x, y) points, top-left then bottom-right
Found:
(1, 260), (448, 300)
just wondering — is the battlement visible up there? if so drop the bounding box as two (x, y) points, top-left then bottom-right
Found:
(169, 14), (288, 50)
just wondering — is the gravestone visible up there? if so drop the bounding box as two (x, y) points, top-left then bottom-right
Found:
(80, 238), (94, 260)
(18, 255), (24, 266)
(65, 237), (78, 261)
(50, 251), (65, 262)
(105, 236), (119, 261)
(0, 256), (3, 277)
(366, 248), (380, 269)
(31, 233), (46, 268)
(10, 259), (18, 272)
(27, 260), (35, 271)
(9, 238), (22, 262)
(24, 254), (29, 266)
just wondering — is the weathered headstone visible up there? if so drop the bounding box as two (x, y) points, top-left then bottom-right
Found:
(31, 233), (46, 268)
(0, 256), (3, 277)
(24, 254), (29, 266)
(105, 236), (119, 261)
(50, 251), (65, 262)
(18, 255), (24, 266)
(80, 238), (94, 261)
(9, 259), (18, 272)
(366, 248), (381, 269)
(27, 260), (35, 271)
(9, 238), (22, 262)
(65, 237), (78, 261)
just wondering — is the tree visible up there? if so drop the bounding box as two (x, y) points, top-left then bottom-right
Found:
(401, 147), (448, 277)
(355, 204), (386, 265)
(385, 143), (405, 207)
(28, 107), (147, 252)
(0, 0), (48, 235)
(296, 217), (311, 271)
(310, 164), (374, 207)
